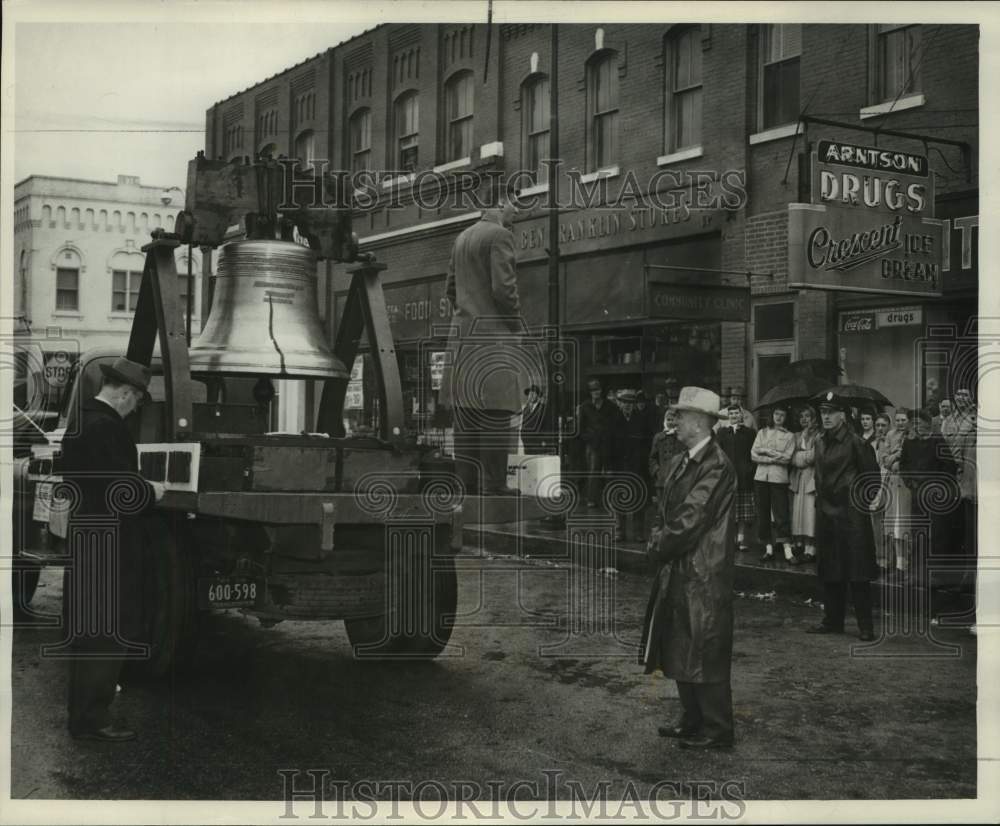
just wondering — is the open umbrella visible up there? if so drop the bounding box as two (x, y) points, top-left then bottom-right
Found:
(754, 376), (830, 411)
(811, 384), (892, 408)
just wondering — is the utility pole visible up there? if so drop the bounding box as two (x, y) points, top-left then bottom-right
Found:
(547, 23), (562, 443)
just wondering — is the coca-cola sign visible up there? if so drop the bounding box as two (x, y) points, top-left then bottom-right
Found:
(840, 313), (876, 333)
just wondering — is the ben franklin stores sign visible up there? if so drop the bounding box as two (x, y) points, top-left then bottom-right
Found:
(788, 139), (944, 297)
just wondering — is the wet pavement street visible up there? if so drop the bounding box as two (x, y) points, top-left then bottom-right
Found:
(10, 547), (977, 802)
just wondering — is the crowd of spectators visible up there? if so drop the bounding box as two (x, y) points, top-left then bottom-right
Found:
(551, 377), (978, 587)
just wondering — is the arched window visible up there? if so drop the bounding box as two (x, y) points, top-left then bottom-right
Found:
(349, 109), (371, 173)
(521, 75), (550, 184)
(664, 26), (702, 152)
(55, 248), (82, 312)
(587, 52), (619, 170)
(394, 92), (419, 172)
(18, 250), (27, 317)
(444, 70), (474, 162)
(295, 129), (316, 171)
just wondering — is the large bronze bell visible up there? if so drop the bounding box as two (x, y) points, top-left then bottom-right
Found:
(189, 240), (349, 379)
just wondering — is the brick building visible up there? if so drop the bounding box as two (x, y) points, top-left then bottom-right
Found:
(203, 22), (978, 436)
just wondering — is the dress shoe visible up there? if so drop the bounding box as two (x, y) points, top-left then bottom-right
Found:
(858, 629), (876, 642)
(71, 725), (136, 742)
(658, 724), (700, 739)
(677, 735), (733, 750)
(805, 624), (844, 635)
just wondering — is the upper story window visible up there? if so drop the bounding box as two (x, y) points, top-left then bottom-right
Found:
(587, 52), (619, 170)
(294, 129), (316, 171)
(111, 270), (142, 313)
(55, 248), (84, 312)
(394, 92), (419, 172)
(350, 109), (372, 173)
(664, 26), (702, 152)
(875, 24), (921, 101)
(759, 24), (801, 130)
(522, 75), (550, 184)
(444, 70), (474, 162)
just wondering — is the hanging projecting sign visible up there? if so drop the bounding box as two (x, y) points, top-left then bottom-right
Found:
(788, 204), (943, 297)
(789, 138), (943, 297)
(813, 140), (934, 217)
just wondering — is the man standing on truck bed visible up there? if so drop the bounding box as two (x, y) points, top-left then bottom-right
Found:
(440, 200), (528, 495)
(59, 356), (164, 742)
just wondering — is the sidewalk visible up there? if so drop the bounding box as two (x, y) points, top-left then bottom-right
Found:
(463, 518), (976, 619)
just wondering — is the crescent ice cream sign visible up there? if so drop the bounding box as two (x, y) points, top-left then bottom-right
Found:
(788, 139), (943, 297)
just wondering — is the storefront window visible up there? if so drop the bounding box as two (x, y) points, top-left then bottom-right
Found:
(573, 321), (721, 403)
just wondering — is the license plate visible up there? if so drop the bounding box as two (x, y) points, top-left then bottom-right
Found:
(198, 576), (263, 609)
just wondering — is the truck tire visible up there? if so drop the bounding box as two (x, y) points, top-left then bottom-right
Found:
(345, 552), (457, 660)
(128, 516), (199, 678)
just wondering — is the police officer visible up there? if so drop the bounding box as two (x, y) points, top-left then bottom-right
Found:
(807, 391), (880, 641)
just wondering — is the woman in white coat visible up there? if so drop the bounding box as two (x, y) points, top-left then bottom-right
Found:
(788, 405), (819, 564)
(877, 409), (913, 577)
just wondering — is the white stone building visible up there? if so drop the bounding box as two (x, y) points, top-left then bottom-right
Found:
(13, 174), (202, 356)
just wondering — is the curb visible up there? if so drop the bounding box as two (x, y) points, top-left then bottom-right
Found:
(463, 521), (975, 618)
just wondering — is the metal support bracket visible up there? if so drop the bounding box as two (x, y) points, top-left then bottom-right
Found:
(128, 233), (194, 441)
(316, 261), (404, 443)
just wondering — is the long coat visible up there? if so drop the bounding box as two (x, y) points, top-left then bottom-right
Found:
(439, 211), (531, 415)
(813, 421), (879, 583)
(59, 397), (157, 647)
(716, 425), (755, 493)
(640, 438), (737, 683)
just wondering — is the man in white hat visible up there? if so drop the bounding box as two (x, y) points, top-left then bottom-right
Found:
(640, 387), (737, 750)
(60, 356), (164, 741)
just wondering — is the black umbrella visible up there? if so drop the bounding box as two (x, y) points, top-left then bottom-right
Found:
(754, 376), (830, 411)
(812, 384), (892, 408)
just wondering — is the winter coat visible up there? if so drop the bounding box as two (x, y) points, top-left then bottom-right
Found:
(59, 397), (157, 646)
(439, 211), (530, 414)
(716, 424), (756, 492)
(813, 421), (879, 583)
(789, 428), (818, 495)
(613, 409), (648, 476)
(519, 399), (550, 454)
(751, 426), (795, 483)
(640, 437), (737, 683)
(649, 430), (685, 488)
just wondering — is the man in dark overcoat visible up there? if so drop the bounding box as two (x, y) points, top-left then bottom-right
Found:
(60, 357), (164, 741)
(519, 384), (549, 455)
(576, 377), (618, 508)
(439, 201), (529, 494)
(640, 387), (736, 750)
(807, 391), (879, 640)
(612, 390), (648, 541)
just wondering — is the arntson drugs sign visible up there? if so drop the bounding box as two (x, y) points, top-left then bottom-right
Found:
(789, 138), (943, 296)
